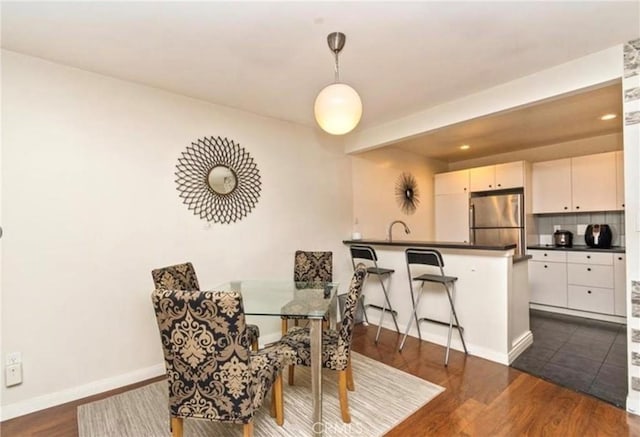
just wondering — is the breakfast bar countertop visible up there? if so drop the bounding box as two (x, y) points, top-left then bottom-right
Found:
(527, 244), (626, 254)
(342, 239), (517, 251)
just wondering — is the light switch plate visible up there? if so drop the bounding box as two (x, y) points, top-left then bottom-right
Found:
(553, 225), (561, 232)
(577, 224), (587, 235)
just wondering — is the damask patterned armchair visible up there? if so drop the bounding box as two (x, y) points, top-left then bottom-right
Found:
(151, 289), (287, 437)
(281, 251), (333, 335)
(152, 262), (261, 351)
(281, 264), (367, 423)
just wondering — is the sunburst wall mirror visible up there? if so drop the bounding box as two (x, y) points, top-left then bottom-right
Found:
(395, 172), (420, 215)
(175, 136), (261, 224)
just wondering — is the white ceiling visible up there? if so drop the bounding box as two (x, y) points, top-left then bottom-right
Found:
(1, 1), (639, 134)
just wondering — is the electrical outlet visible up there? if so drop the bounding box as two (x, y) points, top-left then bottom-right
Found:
(5, 363), (22, 386)
(577, 224), (587, 235)
(6, 352), (21, 366)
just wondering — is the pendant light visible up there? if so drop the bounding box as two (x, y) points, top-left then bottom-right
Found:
(314, 32), (363, 135)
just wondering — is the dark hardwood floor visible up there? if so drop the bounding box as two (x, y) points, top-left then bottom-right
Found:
(3, 324), (640, 436)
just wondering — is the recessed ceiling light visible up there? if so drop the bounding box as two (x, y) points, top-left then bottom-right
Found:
(600, 113), (617, 121)
(460, 144), (470, 150)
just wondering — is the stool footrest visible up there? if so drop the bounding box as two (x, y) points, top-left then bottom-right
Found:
(418, 317), (464, 332)
(365, 304), (398, 317)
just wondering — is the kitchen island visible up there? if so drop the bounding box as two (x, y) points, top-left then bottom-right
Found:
(343, 239), (531, 365)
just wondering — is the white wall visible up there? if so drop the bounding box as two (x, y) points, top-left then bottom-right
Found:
(0, 50), (353, 418)
(351, 147), (446, 241)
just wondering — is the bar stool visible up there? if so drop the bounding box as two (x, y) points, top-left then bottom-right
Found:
(349, 245), (401, 343)
(399, 248), (468, 366)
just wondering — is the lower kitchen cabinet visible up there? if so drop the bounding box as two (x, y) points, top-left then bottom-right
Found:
(568, 285), (614, 314)
(528, 248), (626, 318)
(530, 259), (567, 307)
(614, 254), (626, 316)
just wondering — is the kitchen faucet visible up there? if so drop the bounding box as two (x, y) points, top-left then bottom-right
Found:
(388, 220), (411, 242)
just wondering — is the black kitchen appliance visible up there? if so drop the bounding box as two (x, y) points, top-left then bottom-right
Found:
(585, 224), (612, 248)
(554, 230), (573, 247)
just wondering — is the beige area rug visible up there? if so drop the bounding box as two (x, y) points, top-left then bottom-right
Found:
(77, 352), (444, 436)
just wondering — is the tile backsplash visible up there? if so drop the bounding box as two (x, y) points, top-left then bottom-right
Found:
(534, 211), (625, 247)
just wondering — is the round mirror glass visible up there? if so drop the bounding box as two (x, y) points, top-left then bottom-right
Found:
(207, 165), (237, 195)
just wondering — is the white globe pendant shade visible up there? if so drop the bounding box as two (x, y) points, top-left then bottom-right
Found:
(314, 83), (363, 135)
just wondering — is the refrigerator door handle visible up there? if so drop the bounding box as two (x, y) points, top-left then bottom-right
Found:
(469, 204), (475, 244)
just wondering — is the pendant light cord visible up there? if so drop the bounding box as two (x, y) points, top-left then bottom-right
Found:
(334, 50), (340, 83)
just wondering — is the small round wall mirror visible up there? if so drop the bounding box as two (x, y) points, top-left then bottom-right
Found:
(207, 165), (237, 195)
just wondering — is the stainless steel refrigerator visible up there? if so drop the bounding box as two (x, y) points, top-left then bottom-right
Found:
(469, 190), (524, 255)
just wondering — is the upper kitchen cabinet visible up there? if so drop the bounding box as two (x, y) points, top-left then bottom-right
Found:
(469, 161), (525, 192)
(571, 152), (617, 212)
(532, 158), (572, 213)
(532, 151), (622, 214)
(616, 150), (625, 210)
(434, 169), (469, 195)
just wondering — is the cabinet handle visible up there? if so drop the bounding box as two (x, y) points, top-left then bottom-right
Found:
(587, 290), (592, 294)
(622, 204), (625, 208)
(489, 184), (492, 188)
(544, 253), (548, 257)
(544, 265), (548, 268)
(464, 187), (467, 191)
(497, 184), (501, 187)
(564, 206), (568, 210)
(587, 255), (591, 259)
(576, 206), (580, 210)
(619, 257), (623, 260)
(587, 268), (591, 271)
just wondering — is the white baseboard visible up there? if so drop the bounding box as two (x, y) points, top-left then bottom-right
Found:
(627, 392), (640, 416)
(529, 304), (626, 324)
(1, 363), (165, 421)
(508, 331), (534, 364)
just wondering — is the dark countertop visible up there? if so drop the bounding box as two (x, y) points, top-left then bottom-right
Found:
(527, 244), (626, 254)
(342, 239), (517, 251)
(513, 255), (533, 264)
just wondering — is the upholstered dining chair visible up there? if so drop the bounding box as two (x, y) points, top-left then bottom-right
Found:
(151, 262), (260, 351)
(281, 264), (367, 423)
(281, 251), (333, 335)
(151, 288), (288, 437)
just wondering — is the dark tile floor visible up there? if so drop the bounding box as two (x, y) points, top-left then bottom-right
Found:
(511, 309), (627, 408)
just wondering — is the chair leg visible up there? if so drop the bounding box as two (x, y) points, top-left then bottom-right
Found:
(288, 364), (295, 386)
(346, 359), (355, 391)
(443, 282), (468, 366)
(270, 384), (276, 418)
(281, 318), (288, 335)
(171, 417), (183, 437)
(243, 421), (254, 437)
(274, 371), (284, 426)
(375, 273), (400, 343)
(251, 338), (259, 352)
(399, 283), (425, 351)
(338, 370), (351, 423)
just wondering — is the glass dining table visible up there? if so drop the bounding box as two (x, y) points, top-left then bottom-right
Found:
(214, 280), (339, 436)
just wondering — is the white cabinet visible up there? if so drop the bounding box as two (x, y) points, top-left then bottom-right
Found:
(469, 166), (494, 192)
(435, 193), (469, 242)
(469, 161), (524, 192)
(571, 152), (617, 212)
(616, 150), (625, 210)
(532, 159), (572, 213)
(435, 169), (469, 195)
(529, 249), (625, 317)
(532, 152), (623, 214)
(614, 254), (626, 316)
(568, 286), (614, 314)
(529, 251), (567, 307)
